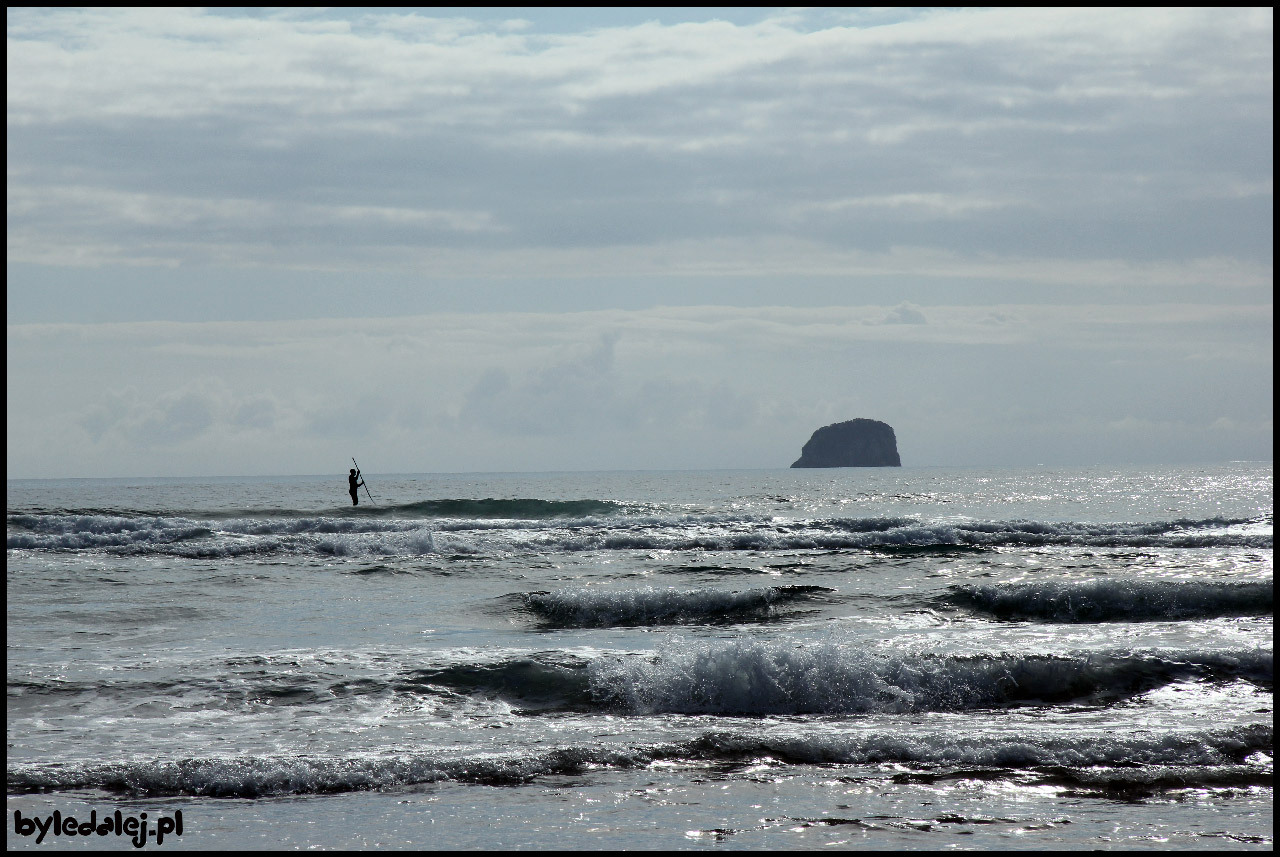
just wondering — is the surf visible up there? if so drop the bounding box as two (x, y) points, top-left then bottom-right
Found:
(517, 584), (837, 627)
(945, 578), (1274, 622)
(586, 640), (1273, 716)
(8, 722), (1269, 799)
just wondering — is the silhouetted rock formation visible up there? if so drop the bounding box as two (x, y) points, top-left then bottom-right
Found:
(791, 419), (901, 468)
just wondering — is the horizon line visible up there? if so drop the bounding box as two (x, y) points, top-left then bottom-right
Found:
(7, 460), (1274, 482)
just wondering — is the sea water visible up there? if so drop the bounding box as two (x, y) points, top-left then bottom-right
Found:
(6, 464), (1272, 850)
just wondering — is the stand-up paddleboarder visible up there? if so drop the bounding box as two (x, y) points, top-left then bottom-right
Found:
(349, 458), (374, 506)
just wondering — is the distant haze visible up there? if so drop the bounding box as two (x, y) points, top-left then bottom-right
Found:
(6, 8), (1272, 477)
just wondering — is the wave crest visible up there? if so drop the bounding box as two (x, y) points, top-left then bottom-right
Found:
(520, 584), (835, 627)
(587, 640), (1273, 715)
(8, 511), (1270, 556)
(7, 723), (1269, 798)
(946, 578), (1274, 622)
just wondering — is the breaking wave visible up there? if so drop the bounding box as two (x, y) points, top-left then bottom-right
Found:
(402, 643), (1271, 716)
(7, 511), (1271, 557)
(518, 584), (836, 627)
(369, 498), (625, 519)
(946, 578), (1274, 622)
(8, 724), (1268, 798)
(587, 640), (1273, 716)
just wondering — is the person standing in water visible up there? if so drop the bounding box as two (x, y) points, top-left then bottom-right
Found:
(348, 467), (366, 506)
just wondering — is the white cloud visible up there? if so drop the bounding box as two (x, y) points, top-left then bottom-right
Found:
(7, 7), (1272, 277)
(791, 193), (1020, 219)
(879, 303), (928, 325)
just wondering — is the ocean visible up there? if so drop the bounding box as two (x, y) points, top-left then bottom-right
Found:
(6, 463), (1273, 850)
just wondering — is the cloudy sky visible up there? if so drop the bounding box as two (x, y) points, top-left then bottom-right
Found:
(6, 7), (1273, 478)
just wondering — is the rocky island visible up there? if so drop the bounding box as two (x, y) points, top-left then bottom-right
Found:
(791, 419), (901, 468)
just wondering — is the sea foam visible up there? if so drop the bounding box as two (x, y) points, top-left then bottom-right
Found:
(7, 722), (1269, 798)
(586, 639), (1272, 715)
(8, 511), (1271, 557)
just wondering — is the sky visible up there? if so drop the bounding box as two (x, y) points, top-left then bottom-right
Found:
(6, 7), (1273, 478)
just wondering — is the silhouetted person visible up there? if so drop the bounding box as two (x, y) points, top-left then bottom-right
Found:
(349, 468), (365, 506)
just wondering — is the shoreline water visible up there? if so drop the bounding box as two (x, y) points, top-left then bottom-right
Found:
(7, 464), (1272, 850)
